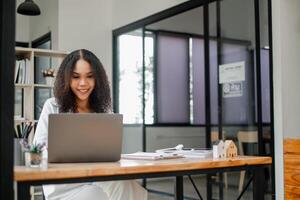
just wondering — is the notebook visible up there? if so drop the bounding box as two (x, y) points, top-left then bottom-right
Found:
(48, 113), (123, 163)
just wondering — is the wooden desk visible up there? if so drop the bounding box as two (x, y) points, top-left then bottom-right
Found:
(15, 156), (271, 200)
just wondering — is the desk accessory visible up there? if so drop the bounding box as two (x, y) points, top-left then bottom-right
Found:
(20, 139), (46, 167)
(14, 121), (35, 139)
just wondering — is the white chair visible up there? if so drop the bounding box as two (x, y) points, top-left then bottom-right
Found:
(211, 131), (228, 189)
(237, 131), (258, 192)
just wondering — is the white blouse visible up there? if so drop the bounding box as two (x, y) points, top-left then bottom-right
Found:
(33, 98), (147, 200)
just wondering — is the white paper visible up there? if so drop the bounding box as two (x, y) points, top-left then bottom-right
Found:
(219, 61), (245, 84)
(156, 149), (213, 158)
(121, 152), (183, 160)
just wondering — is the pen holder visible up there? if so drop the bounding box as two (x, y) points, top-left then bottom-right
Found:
(45, 77), (54, 86)
(14, 138), (25, 165)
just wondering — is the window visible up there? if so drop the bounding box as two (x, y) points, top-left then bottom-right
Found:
(117, 30), (154, 124)
(115, 32), (270, 126)
(144, 33), (154, 124)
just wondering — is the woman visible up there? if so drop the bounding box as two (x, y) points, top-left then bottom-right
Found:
(33, 49), (147, 200)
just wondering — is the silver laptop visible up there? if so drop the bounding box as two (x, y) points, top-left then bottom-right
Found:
(48, 113), (123, 163)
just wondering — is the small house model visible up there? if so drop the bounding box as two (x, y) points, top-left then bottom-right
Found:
(212, 140), (225, 158)
(224, 140), (238, 158)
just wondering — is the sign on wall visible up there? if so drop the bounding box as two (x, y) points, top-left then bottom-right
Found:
(219, 61), (245, 84)
(223, 82), (243, 98)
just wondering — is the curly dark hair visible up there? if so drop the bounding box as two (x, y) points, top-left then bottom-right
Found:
(53, 49), (111, 113)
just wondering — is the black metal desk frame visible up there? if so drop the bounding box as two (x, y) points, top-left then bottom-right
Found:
(16, 164), (268, 200)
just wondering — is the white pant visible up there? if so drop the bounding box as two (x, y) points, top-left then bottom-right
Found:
(44, 181), (147, 200)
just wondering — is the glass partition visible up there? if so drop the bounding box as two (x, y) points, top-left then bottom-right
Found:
(112, 0), (273, 199)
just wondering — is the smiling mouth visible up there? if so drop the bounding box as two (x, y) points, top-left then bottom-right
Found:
(77, 89), (89, 95)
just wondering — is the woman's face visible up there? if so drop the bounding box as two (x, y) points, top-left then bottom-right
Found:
(70, 59), (95, 102)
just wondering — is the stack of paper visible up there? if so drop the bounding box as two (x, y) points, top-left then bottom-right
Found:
(156, 149), (213, 158)
(176, 149), (213, 158)
(121, 152), (184, 160)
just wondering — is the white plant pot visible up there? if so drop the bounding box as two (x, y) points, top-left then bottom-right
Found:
(45, 77), (54, 86)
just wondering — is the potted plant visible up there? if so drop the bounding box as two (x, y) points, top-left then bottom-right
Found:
(20, 139), (46, 167)
(42, 68), (56, 86)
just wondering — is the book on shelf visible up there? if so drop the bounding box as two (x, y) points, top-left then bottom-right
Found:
(15, 59), (31, 84)
(25, 59), (30, 84)
(14, 61), (20, 83)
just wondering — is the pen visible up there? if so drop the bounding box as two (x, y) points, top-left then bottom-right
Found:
(22, 123), (28, 138)
(14, 129), (18, 138)
(24, 122), (33, 139)
(17, 124), (21, 138)
(25, 125), (33, 139)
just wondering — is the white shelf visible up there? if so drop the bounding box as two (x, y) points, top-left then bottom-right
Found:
(34, 49), (68, 57)
(14, 47), (68, 141)
(15, 84), (54, 88)
(15, 84), (33, 88)
(15, 47), (68, 58)
(33, 84), (53, 88)
(14, 119), (38, 125)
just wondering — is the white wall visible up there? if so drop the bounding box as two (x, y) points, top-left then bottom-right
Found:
(272, 0), (300, 199)
(30, 0), (59, 49)
(16, 0), (30, 43)
(272, 0), (284, 198)
(16, 0), (58, 48)
(111, 0), (188, 29)
(58, 0), (113, 80)
(281, 0), (300, 139)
